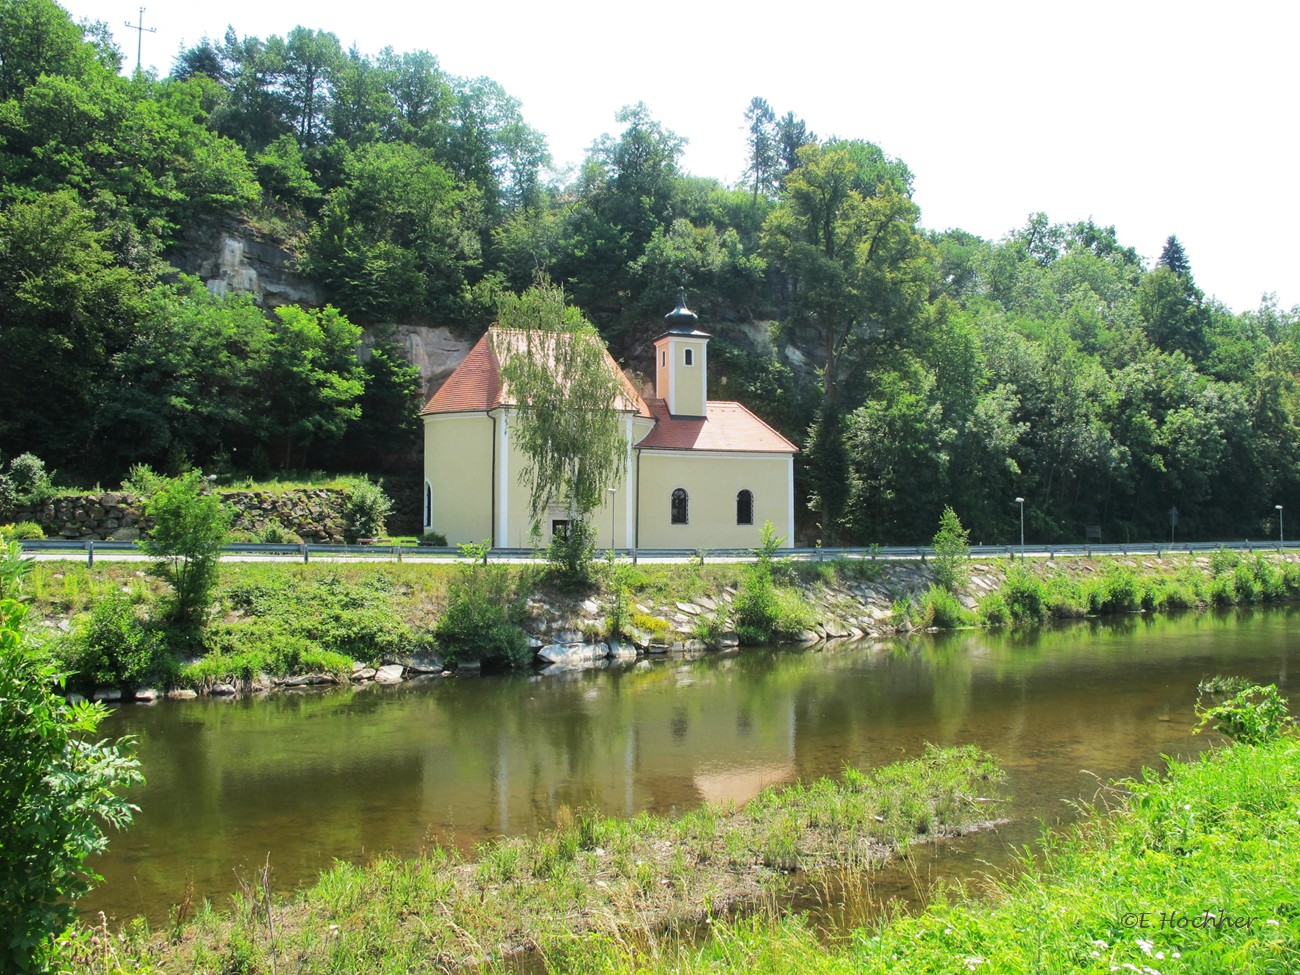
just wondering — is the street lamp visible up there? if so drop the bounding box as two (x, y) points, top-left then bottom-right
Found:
(609, 487), (618, 550)
(1014, 497), (1025, 551)
(1277, 504), (1284, 545)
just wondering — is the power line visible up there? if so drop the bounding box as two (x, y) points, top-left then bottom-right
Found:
(123, 7), (156, 74)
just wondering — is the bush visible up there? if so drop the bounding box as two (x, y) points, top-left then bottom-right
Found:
(0, 562), (142, 972)
(342, 477), (393, 542)
(1195, 681), (1293, 745)
(2, 522), (45, 541)
(911, 585), (970, 629)
(419, 530), (448, 546)
(1099, 563), (1139, 613)
(121, 463), (165, 500)
(1000, 564), (1047, 625)
(436, 542), (530, 668)
(977, 591), (1010, 627)
(6, 452), (55, 505)
(546, 519), (597, 588)
(67, 592), (169, 689)
(257, 522), (301, 545)
(142, 471), (233, 630)
(931, 506), (971, 593)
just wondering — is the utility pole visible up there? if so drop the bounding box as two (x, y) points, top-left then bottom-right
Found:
(124, 7), (156, 75)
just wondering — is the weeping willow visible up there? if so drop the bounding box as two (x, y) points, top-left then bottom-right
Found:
(495, 280), (628, 532)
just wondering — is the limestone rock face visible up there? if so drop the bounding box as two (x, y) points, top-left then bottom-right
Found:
(167, 221), (321, 309)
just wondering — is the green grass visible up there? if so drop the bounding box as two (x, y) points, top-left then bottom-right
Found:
(529, 735), (1300, 975)
(66, 746), (1003, 974)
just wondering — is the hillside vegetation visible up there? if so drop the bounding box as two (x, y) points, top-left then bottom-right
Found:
(1, 0), (1298, 545)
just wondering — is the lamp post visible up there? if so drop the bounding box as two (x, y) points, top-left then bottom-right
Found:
(609, 487), (618, 550)
(1277, 504), (1284, 545)
(1014, 497), (1025, 552)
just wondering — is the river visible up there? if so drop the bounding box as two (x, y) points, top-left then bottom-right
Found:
(84, 607), (1297, 924)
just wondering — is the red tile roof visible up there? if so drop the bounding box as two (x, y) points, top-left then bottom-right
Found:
(636, 399), (798, 454)
(420, 329), (651, 417)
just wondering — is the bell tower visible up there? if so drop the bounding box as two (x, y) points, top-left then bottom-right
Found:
(653, 294), (711, 417)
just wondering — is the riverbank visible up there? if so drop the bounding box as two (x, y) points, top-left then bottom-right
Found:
(549, 733), (1300, 975)
(62, 746), (1004, 973)
(23, 549), (1300, 698)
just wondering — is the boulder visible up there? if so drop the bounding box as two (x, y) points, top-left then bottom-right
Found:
(209, 683), (238, 696)
(537, 643), (606, 665)
(92, 688), (121, 702)
(605, 640), (638, 661)
(374, 664), (405, 685)
(166, 688), (198, 700)
(134, 688), (162, 702)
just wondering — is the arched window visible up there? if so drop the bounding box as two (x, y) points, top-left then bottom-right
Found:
(423, 480), (432, 528)
(736, 489), (753, 525)
(684, 348), (694, 366)
(671, 488), (689, 525)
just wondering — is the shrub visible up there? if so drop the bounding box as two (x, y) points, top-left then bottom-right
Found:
(911, 585), (970, 629)
(2, 521), (45, 541)
(141, 471), (233, 630)
(6, 452), (55, 505)
(342, 477), (393, 542)
(1099, 563), (1139, 613)
(436, 541), (530, 668)
(257, 522), (301, 545)
(546, 519), (597, 588)
(68, 592), (169, 689)
(0, 573), (142, 973)
(419, 530), (448, 546)
(931, 506), (971, 593)
(1000, 564), (1047, 625)
(1195, 682), (1293, 745)
(121, 463), (165, 500)
(977, 591), (1010, 627)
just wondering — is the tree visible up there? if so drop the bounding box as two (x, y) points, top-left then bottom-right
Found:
(140, 470), (232, 629)
(1157, 234), (1191, 277)
(762, 141), (933, 408)
(257, 305), (365, 468)
(0, 542), (141, 972)
(743, 96), (778, 203)
(931, 506), (972, 592)
(494, 280), (627, 534)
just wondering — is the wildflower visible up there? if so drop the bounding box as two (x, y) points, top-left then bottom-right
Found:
(1266, 919), (1280, 927)
(964, 957), (985, 970)
(1136, 938), (1154, 956)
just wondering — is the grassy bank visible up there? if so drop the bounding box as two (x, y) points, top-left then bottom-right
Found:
(61, 746), (1003, 973)
(501, 732), (1300, 975)
(18, 549), (1300, 692)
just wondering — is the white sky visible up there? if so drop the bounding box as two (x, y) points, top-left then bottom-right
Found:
(60, 0), (1298, 314)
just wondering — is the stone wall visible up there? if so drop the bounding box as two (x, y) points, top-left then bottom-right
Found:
(7, 489), (351, 543)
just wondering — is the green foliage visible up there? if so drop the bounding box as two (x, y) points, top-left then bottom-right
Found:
(0, 555), (142, 973)
(930, 505), (971, 592)
(998, 564), (1048, 626)
(140, 472), (233, 629)
(546, 519), (597, 589)
(1196, 682), (1294, 745)
(3, 521), (45, 541)
(65, 592), (169, 689)
(436, 542), (529, 668)
(341, 477), (393, 542)
(419, 530), (448, 546)
(976, 590), (1011, 627)
(909, 584), (971, 629)
(495, 280), (628, 536)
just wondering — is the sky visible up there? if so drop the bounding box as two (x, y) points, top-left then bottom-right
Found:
(58, 0), (1299, 314)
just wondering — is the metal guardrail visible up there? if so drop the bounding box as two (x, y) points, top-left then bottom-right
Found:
(16, 538), (1300, 567)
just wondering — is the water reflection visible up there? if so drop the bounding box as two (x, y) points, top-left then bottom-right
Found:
(87, 608), (1298, 923)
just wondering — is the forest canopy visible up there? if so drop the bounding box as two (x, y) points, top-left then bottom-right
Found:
(0, 0), (1296, 546)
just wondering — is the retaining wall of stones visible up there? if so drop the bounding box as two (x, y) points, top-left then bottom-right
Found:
(5, 488), (351, 543)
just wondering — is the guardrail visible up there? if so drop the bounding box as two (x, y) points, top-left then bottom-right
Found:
(16, 537), (1300, 567)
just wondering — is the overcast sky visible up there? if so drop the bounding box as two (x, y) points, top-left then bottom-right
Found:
(59, 0), (1298, 314)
